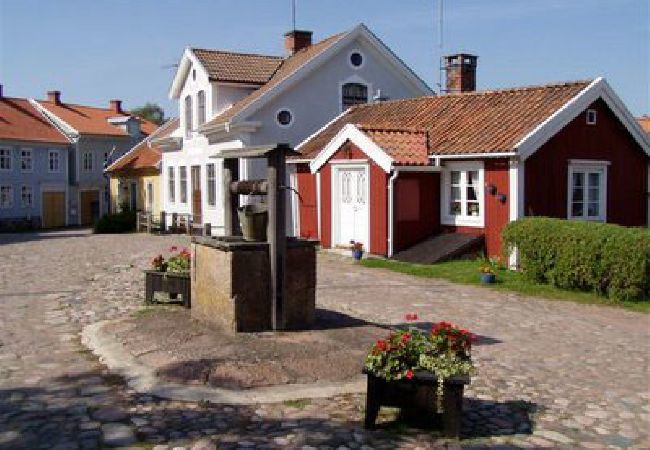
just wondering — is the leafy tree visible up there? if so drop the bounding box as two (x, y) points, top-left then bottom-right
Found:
(130, 102), (165, 125)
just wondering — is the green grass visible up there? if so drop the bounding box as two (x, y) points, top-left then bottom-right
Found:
(282, 398), (311, 409)
(360, 258), (650, 313)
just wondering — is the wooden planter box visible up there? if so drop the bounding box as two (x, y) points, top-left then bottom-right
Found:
(363, 369), (470, 438)
(144, 270), (191, 308)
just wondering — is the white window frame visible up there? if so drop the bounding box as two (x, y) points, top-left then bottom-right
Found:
(197, 90), (206, 127)
(348, 49), (365, 69)
(275, 108), (294, 128)
(567, 160), (608, 222)
(0, 148), (12, 171)
(179, 166), (188, 204)
(0, 185), (13, 208)
(82, 151), (93, 172)
(20, 148), (33, 172)
(168, 166), (176, 203)
(21, 185), (33, 208)
(441, 161), (485, 227)
(338, 75), (372, 112)
(206, 163), (216, 207)
(586, 109), (597, 125)
(48, 149), (61, 173)
(184, 95), (193, 139)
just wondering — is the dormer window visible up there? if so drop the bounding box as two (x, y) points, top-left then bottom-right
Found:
(184, 95), (193, 139)
(342, 82), (368, 110)
(197, 91), (206, 127)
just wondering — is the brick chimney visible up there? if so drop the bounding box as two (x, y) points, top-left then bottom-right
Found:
(284, 30), (312, 55)
(109, 99), (123, 114)
(47, 90), (62, 105)
(444, 54), (478, 93)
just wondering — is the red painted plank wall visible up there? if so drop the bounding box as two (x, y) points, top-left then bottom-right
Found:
(525, 99), (648, 226)
(393, 172), (440, 253)
(295, 164), (318, 239)
(315, 141), (388, 255)
(484, 159), (510, 257)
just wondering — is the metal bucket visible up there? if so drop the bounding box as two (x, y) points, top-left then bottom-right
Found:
(237, 203), (268, 242)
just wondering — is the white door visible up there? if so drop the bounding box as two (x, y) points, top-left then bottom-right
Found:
(336, 166), (369, 248)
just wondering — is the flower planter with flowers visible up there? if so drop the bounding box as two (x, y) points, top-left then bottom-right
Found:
(363, 316), (477, 438)
(144, 246), (192, 308)
(350, 241), (364, 260)
(479, 258), (498, 284)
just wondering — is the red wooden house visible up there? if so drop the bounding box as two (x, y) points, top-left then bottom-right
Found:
(290, 56), (650, 259)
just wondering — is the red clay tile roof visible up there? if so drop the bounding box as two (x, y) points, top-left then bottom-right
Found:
(203, 32), (346, 128)
(106, 118), (179, 172)
(0, 97), (70, 144)
(192, 49), (283, 85)
(638, 116), (650, 133)
(297, 80), (592, 161)
(38, 100), (158, 137)
(361, 127), (429, 165)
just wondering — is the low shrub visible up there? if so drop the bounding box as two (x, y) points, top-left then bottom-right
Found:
(93, 210), (136, 234)
(502, 218), (650, 301)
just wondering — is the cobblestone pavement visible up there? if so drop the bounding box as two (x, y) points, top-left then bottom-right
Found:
(0, 230), (648, 449)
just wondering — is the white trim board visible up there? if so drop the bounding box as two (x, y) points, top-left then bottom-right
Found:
(310, 124), (393, 173)
(228, 24), (432, 125)
(515, 77), (650, 160)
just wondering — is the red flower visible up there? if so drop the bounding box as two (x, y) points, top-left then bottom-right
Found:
(376, 340), (387, 351)
(401, 332), (411, 343)
(169, 246), (178, 252)
(405, 370), (414, 380)
(405, 313), (419, 322)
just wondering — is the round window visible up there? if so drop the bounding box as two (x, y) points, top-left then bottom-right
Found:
(277, 109), (292, 126)
(350, 52), (363, 67)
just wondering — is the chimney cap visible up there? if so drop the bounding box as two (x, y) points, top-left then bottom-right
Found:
(283, 29), (313, 37)
(445, 53), (478, 66)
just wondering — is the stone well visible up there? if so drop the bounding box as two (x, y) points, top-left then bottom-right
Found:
(191, 236), (317, 332)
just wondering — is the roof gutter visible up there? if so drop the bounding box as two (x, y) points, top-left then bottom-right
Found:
(430, 152), (517, 160)
(200, 121), (262, 144)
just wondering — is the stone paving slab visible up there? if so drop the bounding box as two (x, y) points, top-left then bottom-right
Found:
(0, 230), (648, 449)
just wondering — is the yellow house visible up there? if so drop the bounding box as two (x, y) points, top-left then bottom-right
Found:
(106, 118), (178, 216)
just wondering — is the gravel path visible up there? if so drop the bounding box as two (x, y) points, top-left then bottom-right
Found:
(0, 230), (648, 449)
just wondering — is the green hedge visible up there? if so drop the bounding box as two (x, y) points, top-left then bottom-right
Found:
(93, 210), (136, 234)
(502, 218), (650, 302)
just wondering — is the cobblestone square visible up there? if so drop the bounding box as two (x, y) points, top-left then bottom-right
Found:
(0, 230), (648, 449)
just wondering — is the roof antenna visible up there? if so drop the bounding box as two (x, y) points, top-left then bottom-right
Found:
(291, 0), (296, 31)
(436, 0), (445, 94)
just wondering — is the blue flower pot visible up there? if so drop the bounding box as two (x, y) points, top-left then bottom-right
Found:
(480, 273), (496, 284)
(352, 249), (364, 260)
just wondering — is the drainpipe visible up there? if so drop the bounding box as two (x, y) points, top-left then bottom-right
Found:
(387, 167), (400, 257)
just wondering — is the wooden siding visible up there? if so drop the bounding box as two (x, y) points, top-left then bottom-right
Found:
(525, 99), (648, 226)
(393, 172), (440, 253)
(316, 140), (389, 255)
(296, 164), (318, 239)
(484, 159), (510, 257)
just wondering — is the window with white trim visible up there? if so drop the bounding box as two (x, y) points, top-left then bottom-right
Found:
(441, 162), (484, 226)
(179, 166), (187, 203)
(20, 149), (33, 172)
(82, 151), (93, 172)
(568, 162), (607, 221)
(342, 83), (368, 110)
(0, 148), (11, 170)
(168, 166), (176, 203)
(0, 185), (13, 208)
(184, 95), (193, 139)
(197, 90), (206, 126)
(206, 163), (216, 206)
(48, 150), (60, 172)
(21, 185), (33, 208)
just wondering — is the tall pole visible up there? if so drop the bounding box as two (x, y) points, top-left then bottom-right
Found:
(267, 146), (287, 330)
(438, 0), (445, 94)
(291, 0), (296, 31)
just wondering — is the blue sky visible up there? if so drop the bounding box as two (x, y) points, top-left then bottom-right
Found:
(1, 0), (648, 117)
